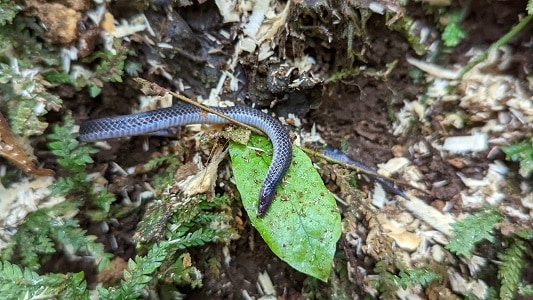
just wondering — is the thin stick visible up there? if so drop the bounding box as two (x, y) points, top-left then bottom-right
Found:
(133, 77), (264, 136)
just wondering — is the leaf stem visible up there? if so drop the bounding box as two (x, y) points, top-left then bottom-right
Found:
(459, 14), (533, 77)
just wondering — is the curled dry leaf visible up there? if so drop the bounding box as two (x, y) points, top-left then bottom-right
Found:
(0, 112), (54, 177)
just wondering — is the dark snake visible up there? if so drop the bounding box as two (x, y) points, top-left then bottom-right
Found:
(79, 104), (409, 216)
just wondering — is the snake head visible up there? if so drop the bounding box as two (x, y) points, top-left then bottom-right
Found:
(257, 186), (276, 217)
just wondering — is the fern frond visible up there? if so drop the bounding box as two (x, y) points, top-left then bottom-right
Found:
(519, 283), (533, 296)
(98, 242), (170, 300)
(136, 193), (237, 247)
(0, 1), (21, 26)
(441, 12), (466, 47)
(498, 238), (526, 300)
(514, 227), (533, 240)
(49, 216), (113, 271)
(445, 208), (502, 258)
(170, 228), (220, 249)
(166, 253), (203, 288)
(502, 140), (533, 177)
(0, 261), (88, 299)
(47, 117), (98, 174)
(0, 201), (111, 271)
(372, 261), (400, 299)
(394, 268), (440, 289)
(47, 116), (115, 216)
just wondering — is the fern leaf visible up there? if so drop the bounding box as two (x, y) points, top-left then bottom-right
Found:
(519, 283), (533, 296)
(395, 268), (440, 289)
(502, 140), (533, 177)
(0, 1), (21, 26)
(446, 209), (502, 258)
(498, 238), (526, 300)
(98, 242), (170, 300)
(0, 261), (88, 299)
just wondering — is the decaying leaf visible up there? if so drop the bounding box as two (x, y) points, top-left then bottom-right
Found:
(0, 112), (54, 177)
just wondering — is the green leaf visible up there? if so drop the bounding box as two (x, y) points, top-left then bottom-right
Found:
(88, 85), (101, 97)
(229, 134), (342, 281)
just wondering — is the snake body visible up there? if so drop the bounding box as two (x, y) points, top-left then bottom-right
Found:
(79, 104), (409, 216)
(79, 105), (292, 216)
(321, 146), (410, 200)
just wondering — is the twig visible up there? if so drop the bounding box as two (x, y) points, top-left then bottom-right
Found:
(133, 77), (264, 136)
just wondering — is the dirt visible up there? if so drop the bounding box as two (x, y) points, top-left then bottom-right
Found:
(26, 0), (533, 298)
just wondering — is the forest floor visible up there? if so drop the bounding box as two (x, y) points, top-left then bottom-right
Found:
(1, 0), (532, 299)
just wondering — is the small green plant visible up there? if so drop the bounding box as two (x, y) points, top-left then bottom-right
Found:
(43, 40), (133, 97)
(145, 152), (184, 190)
(426, 0), (471, 48)
(502, 139), (533, 177)
(166, 197), (236, 249)
(82, 43), (128, 97)
(445, 208), (502, 258)
(445, 207), (533, 299)
(127, 192), (238, 293)
(498, 238), (526, 300)
(0, 201), (111, 271)
(394, 268), (440, 289)
(97, 242), (170, 300)
(0, 116), (114, 271)
(0, 0), (21, 26)
(372, 260), (404, 298)
(0, 61), (62, 136)
(372, 259), (441, 297)
(47, 115), (115, 219)
(165, 252), (203, 288)
(134, 192), (239, 248)
(519, 283), (533, 297)
(441, 12), (467, 47)
(0, 12), (64, 137)
(0, 261), (88, 299)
